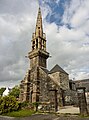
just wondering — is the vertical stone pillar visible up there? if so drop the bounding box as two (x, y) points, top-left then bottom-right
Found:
(19, 82), (24, 102)
(32, 81), (40, 103)
(49, 89), (58, 112)
(54, 90), (58, 112)
(61, 89), (65, 106)
(77, 87), (88, 116)
(23, 82), (30, 102)
(32, 67), (40, 111)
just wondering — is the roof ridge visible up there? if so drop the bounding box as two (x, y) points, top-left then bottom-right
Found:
(49, 64), (68, 75)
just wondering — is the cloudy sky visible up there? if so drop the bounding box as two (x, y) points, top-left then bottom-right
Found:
(0, 0), (89, 88)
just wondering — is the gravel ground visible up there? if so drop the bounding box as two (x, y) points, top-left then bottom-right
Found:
(0, 114), (89, 120)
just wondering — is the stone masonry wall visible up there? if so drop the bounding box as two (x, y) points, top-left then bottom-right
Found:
(48, 72), (69, 90)
(39, 68), (49, 102)
(59, 72), (69, 90)
(64, 89), (78, 106)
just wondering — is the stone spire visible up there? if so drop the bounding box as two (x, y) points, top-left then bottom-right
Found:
(35, 7), (43, 37)
(32, 7), (46, 51)
(29, 7), (49, 69)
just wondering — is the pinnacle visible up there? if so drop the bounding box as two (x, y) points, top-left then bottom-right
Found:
(35, 7), (43, 37)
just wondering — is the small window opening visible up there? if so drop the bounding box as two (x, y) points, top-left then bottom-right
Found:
(36, 39), (38, 43)
(33, 41), (35, 44)
(32, 46), (35, 50)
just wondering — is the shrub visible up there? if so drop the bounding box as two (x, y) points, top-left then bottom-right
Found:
(0, 96), (20, 114)
(19, 101), (34, 110)
(0, 87), (6, 96)
(9, 85), (20, 98)
(32, 102), (40, 111)
(20, 101), (29, 108)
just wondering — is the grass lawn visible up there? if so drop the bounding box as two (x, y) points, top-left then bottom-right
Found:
(3, 109), (35, 117)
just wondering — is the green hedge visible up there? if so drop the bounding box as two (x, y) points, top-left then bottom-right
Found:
(0, 96), (20, 114)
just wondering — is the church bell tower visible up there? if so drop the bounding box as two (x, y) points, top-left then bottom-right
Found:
(28, 7), (49, 69)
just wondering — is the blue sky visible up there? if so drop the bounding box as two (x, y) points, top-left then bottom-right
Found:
(40, 0), (68, 25)
(39, 0), (65, 25)
(0, 0), (89, 88)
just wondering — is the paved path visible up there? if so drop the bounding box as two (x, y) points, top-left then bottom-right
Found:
(0, 116), (14, 120)
(58, 106), (80, 114)
(0, 114), (57, 120)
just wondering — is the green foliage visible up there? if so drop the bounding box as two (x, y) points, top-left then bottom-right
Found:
(19, 101), (34, 110)
(9, 85), (20, 98)
(20, 101), (29, 108)
(33, 102), (40, 111)
(0, 87), (6, 96)
(0, 96), (20, 114)
(33, 102), (40, 107)
(3, 109), (35, 117)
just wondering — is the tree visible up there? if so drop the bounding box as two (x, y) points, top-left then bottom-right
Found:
(9, 85), (20, 98)
(0, 87), (6, 96)
(0, 96), (20, 114)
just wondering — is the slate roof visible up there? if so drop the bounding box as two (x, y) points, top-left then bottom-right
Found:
(49, 64), (68, 75)
(40, 66), (49, 73)
(75, 79), (89, 92)
(75, 79), (89, 83)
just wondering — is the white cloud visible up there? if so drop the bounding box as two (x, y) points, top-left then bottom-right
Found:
(47, 0), (89, 80)
(0, 0), (38, 87)
(0, 0), (89, 88)
(62, 0), (89, 28)
(71, 72), (89, 80)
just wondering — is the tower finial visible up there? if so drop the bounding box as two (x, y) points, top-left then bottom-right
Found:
(35, 6), (43, 37)
(37, 0), (41, 15)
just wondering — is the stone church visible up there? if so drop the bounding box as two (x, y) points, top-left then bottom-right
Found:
(19, 7), (75, 111)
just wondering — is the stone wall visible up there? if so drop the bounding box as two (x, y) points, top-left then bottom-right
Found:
(38, 67), (65, 111)
(85, 92), (89, 104)
(64, 90), (78, 106)
(48, 71), (69, 90)
(59, 72), (69, 90)
(39, 67), (49, 102)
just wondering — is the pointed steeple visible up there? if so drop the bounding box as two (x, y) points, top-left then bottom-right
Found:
(35, 7), (43, 37)
(31, 7), (46, 51)
(28, 7), (49, 69)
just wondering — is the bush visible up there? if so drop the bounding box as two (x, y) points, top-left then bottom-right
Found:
(0, 87), (6, 96)
(9, 85), (20, 98)
(20, 101), (29, 108)
(19, 102), (34, 110)
(0, 96), (20, 114)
